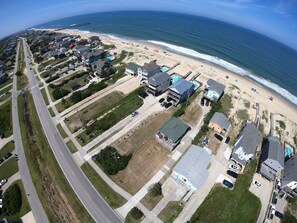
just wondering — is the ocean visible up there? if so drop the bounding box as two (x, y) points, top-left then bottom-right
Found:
(35, 11), (297, 106)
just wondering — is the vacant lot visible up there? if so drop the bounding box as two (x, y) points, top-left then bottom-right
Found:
(111, 111), (173, 195)
(0, 101), (12, 138)
(190, 160), (261, 223)
(66, 91), (125, 133)
(180, 95), (203, 127)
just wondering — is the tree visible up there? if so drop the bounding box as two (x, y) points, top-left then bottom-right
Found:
(149, 183), (162, 197)
(2, 184), (22, 216)
(130, 207), (143, 220)
(15, 71), (23, 76)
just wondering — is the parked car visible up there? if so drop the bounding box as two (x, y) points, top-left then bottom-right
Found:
(4, 152), (12, 160)
(225, 137), (230, 144)
(205, 99), (210, 106)
(272, 191), (278, 204)
(0, 158), (4, 165)
(214, 134), (223, 142)
(223, 180), (234, 189)
(131, 111), (139, 117)
(228, 164), (241, 172)
(200, 98), (204, 106)
(227, 170), (238, 179)
(91, 154), (98, 161)
(268, 205), (276, 220)
(276, 178), (281, 190)
(252, 180), (262, 188)
(0, 179), (7, 187)
(165, 102), (172, 108)
(138, 92), (148, 99)
(275, 211), (284, 219)
(0, 198), (2, 208)
(159, 98), (165, 103)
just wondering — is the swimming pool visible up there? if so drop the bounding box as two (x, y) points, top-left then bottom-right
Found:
(194, 83), (200, 90)
(106, 55), (115, 61)
(285, 145), (293, 158)
(161, 66), (170, 72)
(172, 75), (181, 83)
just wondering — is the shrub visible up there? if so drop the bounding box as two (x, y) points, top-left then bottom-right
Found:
(52, 88), (70, 100)
(2, 184), (22, 216)
(149, 183), (162, 197)
(130, 207), (143, 220)
(15, 71), (23, 76)
(277, 120), (286, 130)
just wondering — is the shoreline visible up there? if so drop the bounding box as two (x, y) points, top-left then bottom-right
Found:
(36, 28), (297, 123)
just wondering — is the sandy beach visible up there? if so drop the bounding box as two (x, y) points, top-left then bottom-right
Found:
(50, 28), (297, 144)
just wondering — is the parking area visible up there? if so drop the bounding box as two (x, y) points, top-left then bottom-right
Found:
(162, 177), (189, 201)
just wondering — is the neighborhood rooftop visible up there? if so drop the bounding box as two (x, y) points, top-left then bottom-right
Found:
(206, 79), (225, 95)
(209, 112), (230, 131)
(169, 78), (194, 95)
(159, 117), (189, 143)
(148, 72), (170, 86)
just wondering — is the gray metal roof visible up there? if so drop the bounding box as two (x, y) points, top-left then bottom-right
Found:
(209, 112), (230, 130)
(282, 154), (297, 186)
(206, 79), (225, 95)
(148, 72), (170, 86)
(261, 136), (284, 169)
(159, 117), (189, 143)
(141, 61), (159, 72)
(173, 145), (211, 189)
(83, 49), (104, 59)
(126, 63), (139, 72)
(169, 78), (194, 95)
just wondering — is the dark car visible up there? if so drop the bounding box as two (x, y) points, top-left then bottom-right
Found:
(275, 211), (284, 219)
(4, 152), (12, 160)
(200, 98), (205, 106)
(165, 102), (172, 108)
(214, 133), (223, 142)
(205, 99), (210, 106)
(272, 191), (278, 205)
(225, 137), (230, 144)
(227, 170), (238, 179)
(159, 98), (165, 103)
(223, 180), (234, 189)
(0, 158), (4, 164)
(139, 92), (148, 99)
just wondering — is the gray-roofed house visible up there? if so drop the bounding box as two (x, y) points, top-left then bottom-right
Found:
(0, 60), (8, 84)
(88, 36), (100, 43)
(259, 136), (284, 181)
(156, 117), (190, 151)
(208, 112), (230, 133)
(125, 63), (139, 76)
(73, 45), (90, 58)
(172, 145), (211, 197)
(282, 153), (297, 196)
(231, 123), (261, 168)
(204, 79), (225, 101)
(168, 78), (194, 106)
(138, 61), (159, 80)
(147, 72), (171, 96)
(91, 59), (111, 73)
(82, 49), (104, 65)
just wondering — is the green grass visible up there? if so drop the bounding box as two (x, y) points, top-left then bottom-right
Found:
(107, 64), (126, 84)
(0, 79), (13, 90)
(0, 158), (19, 179)
(0, 180), (31, 221)
(18, 91), (94, 223)
(0, 85), (12, 95)
(125, 208), (143, 223)
(141, 192), (163, 211)
(56, 123), (68, 138)
(66, 140), (78, 153)
(237, 109), (249, 121)
(48, 107), (55, 117)
(41, 88), (49, 105)
(111, 53), (127, 65)
(0, 100), (12, 138)
(0, 141), (14, 158)
(220, 94), (233, 116)
(282, 211), (297, 223)
(158, 201), (183, 223)
(190, 160), (261, 223)
(81, 163), (127, 208)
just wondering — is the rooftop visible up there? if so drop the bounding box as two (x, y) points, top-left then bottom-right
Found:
(148, 72), (170, 86)
(206, 79), (225, 95)
(141, 61), (159, 72)
(169, 78), (194, 95)
(126, 63), (139, 71)
(209, 112), (230, 130)
(159, 117), (189, 143)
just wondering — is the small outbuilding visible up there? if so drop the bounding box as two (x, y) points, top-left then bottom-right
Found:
(208, 112), (230, 133)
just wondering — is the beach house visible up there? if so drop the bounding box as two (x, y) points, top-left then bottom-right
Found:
(231, 123), (261, 169)
(138, 61), (159, 81)
(91, 59), (111, 73)
(259, 136), (284, 181)
(208, 112), (230, 133)
(73, 45), (91, 59)
(282, 154), (297, 196)
(125, 63), (139, 76)
(172, 145), (211, 199)
(156, 117), (190, 151)
(204, 79), (225, 101)
(147, 72), (171, 96)
(82, 49), (105, 65)
(88, 36), (100, 43)
(167, 78), (194, 106)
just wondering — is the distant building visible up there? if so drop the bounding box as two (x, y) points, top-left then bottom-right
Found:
(82, 49), (104, 65)
(91, 59), (111, 73)
(88, 36), (100, 43)
(59, 47), (67, 54)
(156, 117), (190, 151)
(125, 63), (139, 76)
(76, 39), (88, 45)
(208, 112), (230, 133)
(73, 45), (90, 58)
(231, 123), (261, 168)
(0, 61), (8, 84)
(282, 153), (297, 196)
(259, 136), (284, 181)
(172, 145), (211, 195)
(138, 61), (159, 80)
(147, 72), (171, 96)
(204, 79), (225, 101)
(168, 78), (194, 106)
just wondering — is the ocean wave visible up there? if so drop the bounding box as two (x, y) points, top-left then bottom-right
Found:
(69, 24), (76, 27)
(148, 40), (297, 106)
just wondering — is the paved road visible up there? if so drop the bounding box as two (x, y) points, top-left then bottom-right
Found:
(21, 38), (122, 223)
(12, 41), (49, 223)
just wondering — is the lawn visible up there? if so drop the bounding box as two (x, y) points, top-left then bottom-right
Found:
(48, 107), (55, 117)
(0, 85), (12, 95)
(81, 163), (126, 208)
(0, 180), (31, 221)
(0, 141), (14, 158)
(106, 64), (126, 84)
(40, 88), (49, 105)
(282, 211), (297, 223)
(0, 92), (11, 104)
(141, 191), (163, 211)
(66, 140), (78, 153)
(18, 91), (94, 223)
(0, 101), (12, 138)
(0, 158), (19, 179)
(65, 91), (125, 133)
(77, 87), (144, 146)
(190, 160), (261, 223)
(158, 201), (184, 223)
(56, 123), (68, 138)
(38, 57), (68, 72)
(180, 94), (203, 127)
(0, 79), (13, 90)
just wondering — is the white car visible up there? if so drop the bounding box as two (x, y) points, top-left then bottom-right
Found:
(228, 164), (241, 172)
(0, 198), (2, 208)
(268, 205), (276, 220)
(0, 179), (7, 187)
(252, 180), (262, 188)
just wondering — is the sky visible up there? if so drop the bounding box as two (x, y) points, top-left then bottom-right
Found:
(1, 0), (297, 50)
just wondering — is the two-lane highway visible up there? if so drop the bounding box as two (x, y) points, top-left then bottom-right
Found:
(21, 38), (122, 223)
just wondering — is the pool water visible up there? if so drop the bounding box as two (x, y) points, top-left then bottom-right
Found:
(285, 146), (293, 157)
(172, 75), (181, 83)
(106, 56), (115, 61)
(161, 67), (170, 72)
(194, 83), (200, 90)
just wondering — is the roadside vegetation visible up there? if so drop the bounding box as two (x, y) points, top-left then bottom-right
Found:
(40, 88), (49, 105)
(158, 201), (184, 223)
(0, 101), (12, 138)
(81, 162), (126, 208)
(125, 207), (144, 223)
(56, 123), (68, 138)
(66, 140), (78, 153)
(190, 160), (261, 223)
(18, 91), (94, 223)
(0, 141), (14, 158)
(141, 182), (163, 210)
(283, 196), (297, 223)
(0, 158), (18, 179)
(16, 43), (28, 91)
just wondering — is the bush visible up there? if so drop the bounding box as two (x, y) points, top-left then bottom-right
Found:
(52, 88), (70, 100)
(15, 71), (23, 76)
(149, 183), (162, 197)
(2, 184), (22, 216)
(130, 207), (143, 220)
(97, 146), (132, 175)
